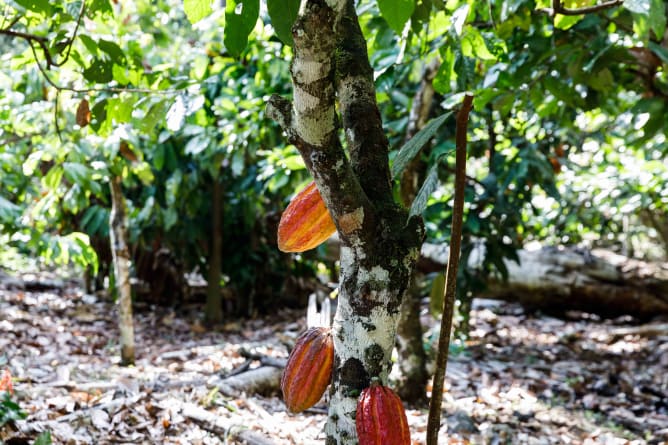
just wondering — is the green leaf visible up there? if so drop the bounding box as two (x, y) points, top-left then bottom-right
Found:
(14, 0), (51, 14)
(183, 0), (213, 24)
(63, 163), (91, 187)
(89, 0), (113, 15)
(43, 165), (63, 190)
(0, 196), (21, 223)
(649, 0), (666, 38)
(588, 67), (614, 92)
(554, 14), (584, 30)
(224, 0), (260, 57)
(433, 47), (455, 94)
(378, 0), (416, 35)
(649, 42), (668, 65)
(98, 39), (126, 64)
(391, 111), (453, 179)
(166, 96), (186, 132)
(34, 430), (52, 445)
(107, 96), (135, 124)
(267, 0), (300, 45)
(83, 59), (113, 83)
(624, 0), (649, 15)
(184, 134), (211, 155)
(409, 163), (439, 217)
(78, 35), (99, 57)
(140, 100), (170, 134)
(461, 28), (495, 60)
(131, 161), (154, 185)
(429, 272), (446, 316)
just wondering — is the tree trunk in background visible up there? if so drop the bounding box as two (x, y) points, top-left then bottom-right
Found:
(419, 243), (668, 318)
(109, 175), (135, 366)
(395, 59), (439, 405)
(205, 176), (223, 325)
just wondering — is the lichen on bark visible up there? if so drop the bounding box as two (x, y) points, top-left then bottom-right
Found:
(267, 0), (425, 443)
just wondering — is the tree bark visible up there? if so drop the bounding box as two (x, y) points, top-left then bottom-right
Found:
(419, 243), (668, 318)
(205, 176), (223, 324)
(109, 175), (135, 366)
(267, 1), (424, 442)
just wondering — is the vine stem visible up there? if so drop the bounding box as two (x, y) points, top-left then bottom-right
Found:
(426, 93), (473, 445)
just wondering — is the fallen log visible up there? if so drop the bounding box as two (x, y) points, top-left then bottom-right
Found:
(419, 244), (668, 318)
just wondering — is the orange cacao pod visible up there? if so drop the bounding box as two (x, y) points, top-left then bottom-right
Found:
(277, 181), (336, 252)
(356, 381), (410, 445)
(281, 327), (334, 413)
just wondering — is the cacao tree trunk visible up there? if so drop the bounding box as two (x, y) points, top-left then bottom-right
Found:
(419, 243), (668, 318)
(267, 1), (423, 442)
(205, 176), (223, 324)
(109, 175), (135, 366)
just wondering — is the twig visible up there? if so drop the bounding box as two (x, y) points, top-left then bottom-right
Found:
(426, 93), (473, 445)
(54, 90), (63, 142)
(538, 0), (624, 16)
(54, 0), (86, 68)
(0, 28), (52, 68)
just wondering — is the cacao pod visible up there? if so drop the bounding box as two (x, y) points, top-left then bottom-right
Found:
(281, 327), (334, 413)
(356, 381), (410, 445)
(277, 181), (336, 252)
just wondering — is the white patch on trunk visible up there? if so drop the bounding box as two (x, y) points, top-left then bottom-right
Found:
(324, 0), (346, 13)
(334, 297), (397, 370)
(295, 108), (335, 145)
(293, 59), (328, 83)
(294, 87), (320, 112)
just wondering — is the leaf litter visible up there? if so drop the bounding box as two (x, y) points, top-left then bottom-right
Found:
(0, 272), (666, 444)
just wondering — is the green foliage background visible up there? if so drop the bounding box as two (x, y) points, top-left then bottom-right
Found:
(0, 0), (666, 312)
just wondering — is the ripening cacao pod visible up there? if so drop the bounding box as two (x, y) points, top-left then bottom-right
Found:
(281, 327), (334, 413)
(356, 381), (410, 445)
(277, 181), (336, 252)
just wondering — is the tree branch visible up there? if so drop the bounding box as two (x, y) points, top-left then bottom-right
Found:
(334, 0), (394, 208)
(0, 28), (53, 68)
(426, 93), (473, 445)
(267, 0), (375, 248)
(539, 0), (624, 16)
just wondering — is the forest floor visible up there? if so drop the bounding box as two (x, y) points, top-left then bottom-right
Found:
(1, 271), (667, 445)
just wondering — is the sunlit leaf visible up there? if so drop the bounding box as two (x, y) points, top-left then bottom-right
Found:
(378, 0), (415, 35)
(183, 0), (212, 24)
(267, 0), (300, 45)
(224, 0), (260, 57)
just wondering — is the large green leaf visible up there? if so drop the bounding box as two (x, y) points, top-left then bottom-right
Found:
(266, 0), (300, 45)
(14, 0), (51, 14)
(391, 111), (453, 179)
(183, 0), (212, 24)
(378, 0), (416, 35)
(409, 163), (440, 217)
(224, 0), (260, 57)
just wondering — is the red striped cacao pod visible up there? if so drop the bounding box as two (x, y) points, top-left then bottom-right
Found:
(281, 327), (334, 413)
(356, 381), (410, 445)
(277, 181), (336, 252)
